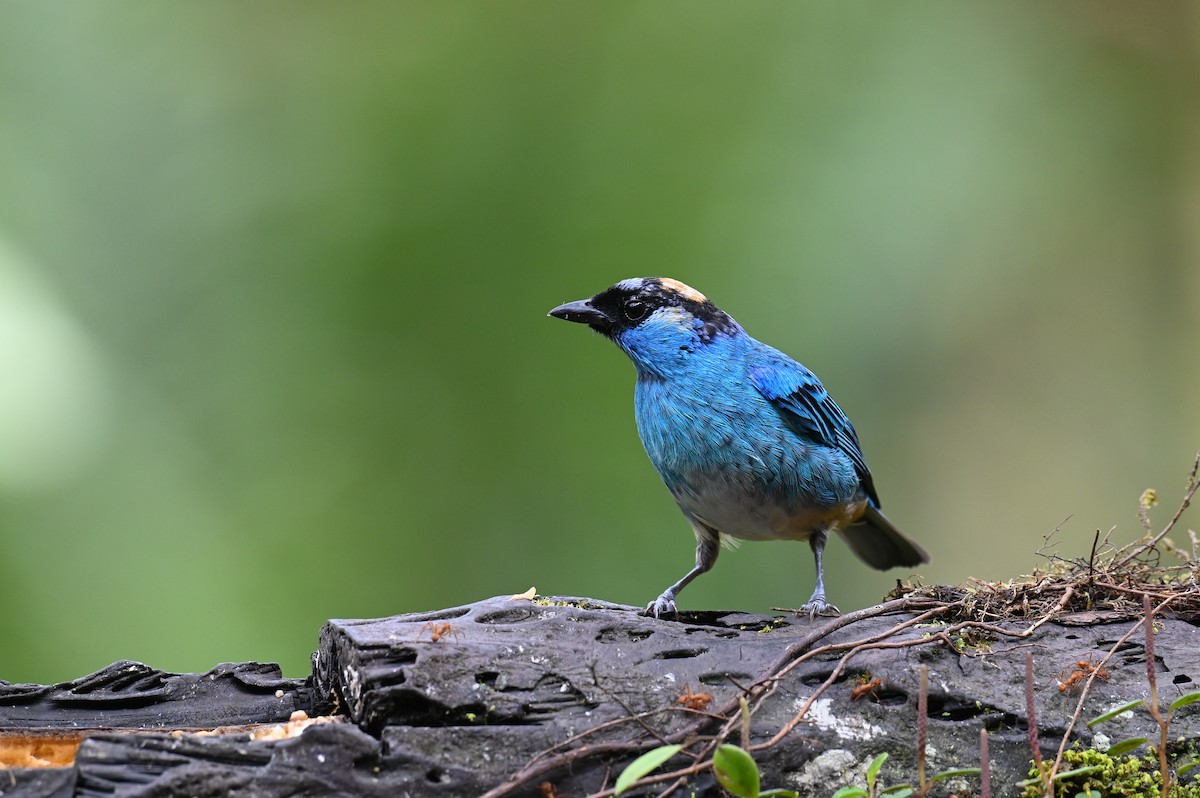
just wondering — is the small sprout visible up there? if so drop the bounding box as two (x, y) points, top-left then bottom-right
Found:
(930, 767), (982, 784)
(1103, 737), (1149, 756)
(757, 618), (788, 634)
(1168, 691), (1200, 713)
(831, 788), (868, 798)
(1017, 764), (1103, 790)
(830, 752), (912, 798)
(713, 744), (760, 798)
(703, 745), (800, 798)
(613, 744), (682, 796)
(1141, 488), (1159, 509)
(980, 728), (991, 798)
(865, 752), (888, 790)
(1140, 489), (1159, 532)
(1088, 700), (1144, 727)
(948, 627), (995, 654)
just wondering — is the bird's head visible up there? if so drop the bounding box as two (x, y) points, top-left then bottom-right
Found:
(549, 278), (741, 377)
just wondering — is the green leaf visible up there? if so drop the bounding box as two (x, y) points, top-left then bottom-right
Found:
(1168, 691), (1200, 713)
(613, 744), (682, 796)
(1019, 765), (1103, 788)
(865, 752), (888, 788)
(1074, 791), (1101, 798)
(1087, 700), (1144, 727)
(930, 768), (982, 783)
(758, 790), (800, 798)
(880, 787), (913, 798)
(1104, 737), (1149, 756)
(714, 744), (761, 798)
(1052, 765), (1103, 782)
(830, 788), (868, 798)
(1177, 760), (1199, 777)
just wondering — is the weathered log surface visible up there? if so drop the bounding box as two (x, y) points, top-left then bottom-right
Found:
(0, 660), (310, 797)
(3, 595), (1199, 797)
(0, 660), (307, 730)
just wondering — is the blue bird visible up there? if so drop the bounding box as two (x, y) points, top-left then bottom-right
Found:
(549, 277), (929, 619)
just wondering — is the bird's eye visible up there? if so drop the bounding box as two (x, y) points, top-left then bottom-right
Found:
(624, 300), (649, 322)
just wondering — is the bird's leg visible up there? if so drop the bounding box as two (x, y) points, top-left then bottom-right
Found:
(646, 531), (719, 619)
(800, 528), (840, 619)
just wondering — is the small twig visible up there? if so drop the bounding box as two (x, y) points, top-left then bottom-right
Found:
(587, 663), (670, 745)
(728, 602), (951, 745)
(1050, 595), (1178, 777)
(482, 740), (669, 798)
(494, 598), (942, 798)
(743, 596), (1076, 758)
(1113, 452), (1200, 570)
(525, 706), (721, 766)
(495, 475), (1200, 798)
(750, 598), (944, 692)
(1037, 515), (1073, 558)
(982, 641), (1048, 658)
(917, 664), (928, 796)
(738, 697), (751, 750)
(628, 602), (958, 796)
(1088, 529), (1100, 582)
(1024, 651), (1048, 797)
(752, 636), (940, 751)
(1143, 594), (1169, 798)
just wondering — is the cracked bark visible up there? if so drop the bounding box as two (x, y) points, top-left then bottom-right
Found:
(3, 595), (1198, 797)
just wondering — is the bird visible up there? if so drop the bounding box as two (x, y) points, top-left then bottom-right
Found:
(548, 277), (929, 619)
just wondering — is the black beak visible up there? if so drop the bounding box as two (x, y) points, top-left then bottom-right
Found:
(548, 298), (612, 330)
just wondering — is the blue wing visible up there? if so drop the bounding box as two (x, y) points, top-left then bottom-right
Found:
(748, 361), (880, 507)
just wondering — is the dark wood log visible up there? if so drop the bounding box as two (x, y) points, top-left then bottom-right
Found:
(3, 595), (1199, 797)
(0, 661), (308, 730)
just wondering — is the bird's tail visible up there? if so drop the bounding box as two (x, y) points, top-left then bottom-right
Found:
(838, 505), (931, 571)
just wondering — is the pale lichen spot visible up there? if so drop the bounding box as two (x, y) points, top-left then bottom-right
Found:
(805, 697), (884, 741)
(658, 278), (707, 303)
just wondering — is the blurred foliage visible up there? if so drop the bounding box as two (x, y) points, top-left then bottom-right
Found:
(0, 2), (1197, 683)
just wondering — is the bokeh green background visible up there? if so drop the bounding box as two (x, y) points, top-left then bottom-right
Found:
(2, 3), (1198, 684)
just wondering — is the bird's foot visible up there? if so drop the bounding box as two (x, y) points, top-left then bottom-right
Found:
(799, 595), (840, 620)
(644, 594), (678, 619)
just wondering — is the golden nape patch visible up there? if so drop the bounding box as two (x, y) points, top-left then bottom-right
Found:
(658, 278), (707, 303)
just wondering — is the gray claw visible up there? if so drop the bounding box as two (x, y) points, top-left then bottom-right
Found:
(800, 597), (840, 620)
(645, 595), (678, 619)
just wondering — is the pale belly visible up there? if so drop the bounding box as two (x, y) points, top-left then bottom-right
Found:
(671, 471), (868, 542)
(634, 370), (866, 541)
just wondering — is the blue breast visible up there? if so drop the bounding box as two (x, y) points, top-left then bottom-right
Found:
(630, 334), (862, 534)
